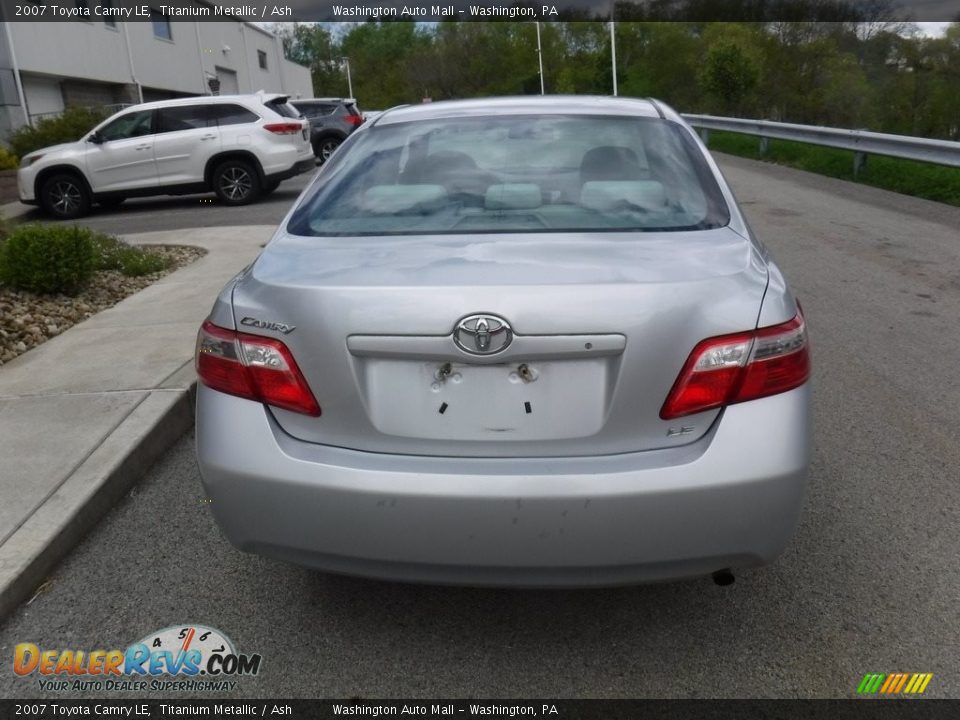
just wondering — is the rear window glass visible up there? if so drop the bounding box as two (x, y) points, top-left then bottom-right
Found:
(211, 104), (259, 126)
(294, 102), (336, 117)
(266, 99), (301, 119)
(287, 115), (730, 237)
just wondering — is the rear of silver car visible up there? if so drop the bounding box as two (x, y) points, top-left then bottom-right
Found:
(195, 97), (811, 587)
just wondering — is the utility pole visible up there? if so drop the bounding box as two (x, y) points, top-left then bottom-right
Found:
(342, 57), (353, 98)
(610, 17), (618, 96)
(536, 22), (545, 95)
(2, 20), (31, 127)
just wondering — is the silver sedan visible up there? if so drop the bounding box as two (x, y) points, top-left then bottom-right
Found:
(195, 96), (811, 587)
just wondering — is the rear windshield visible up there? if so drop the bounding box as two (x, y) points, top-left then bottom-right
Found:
(294, 102), (336, 117)
(266, 98), (302, 119)
(287, 115), (730, 237)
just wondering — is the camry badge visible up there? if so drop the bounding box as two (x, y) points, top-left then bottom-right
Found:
(240, 317), (296, 335)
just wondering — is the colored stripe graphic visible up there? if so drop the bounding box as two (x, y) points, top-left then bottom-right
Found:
(879, 674), (897, 693)
(914, 674), (933, 694)
(857, 674), (886, 694)
(857, 673), (933, 695)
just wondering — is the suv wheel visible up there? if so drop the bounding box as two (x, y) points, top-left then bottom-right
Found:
(315, 137), (342, 164)
(40, 173), (91, 219)
(213, 160), (261, 205)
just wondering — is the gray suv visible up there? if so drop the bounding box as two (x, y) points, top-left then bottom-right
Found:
(291, 98), (363, 163)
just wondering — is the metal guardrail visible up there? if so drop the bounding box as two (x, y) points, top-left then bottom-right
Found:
(681, 114), (960, 175)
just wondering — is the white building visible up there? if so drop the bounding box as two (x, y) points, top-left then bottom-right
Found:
(0, 11), (312, 138)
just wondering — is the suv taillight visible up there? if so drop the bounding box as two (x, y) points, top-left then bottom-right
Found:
(660, 308), (810, 420)
(263, 122), (304, 135)
(344, 113), (362, 127)
(195, 320), (320, 416)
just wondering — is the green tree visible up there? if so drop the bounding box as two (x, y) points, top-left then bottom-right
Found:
(262, 20), (960, 142)
(616, 23), (704, 109)
(429, 23), (542, 100)
(340, 22), (432, 106)
(270, 23), (344, 97)
(553, 22), (608, 94)
(700, 36), (760, 115)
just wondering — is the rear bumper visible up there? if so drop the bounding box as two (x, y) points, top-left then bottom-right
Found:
(265, 157), (316, 183)
(196, 384), (811, 587)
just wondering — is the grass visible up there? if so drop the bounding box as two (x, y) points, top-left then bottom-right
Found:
(90, 234), (173, 277)
(705, 130), (960, 208)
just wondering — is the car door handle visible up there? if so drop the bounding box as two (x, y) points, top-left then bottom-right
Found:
(135, 144), (151, 151)
(200, 134), (217, 141)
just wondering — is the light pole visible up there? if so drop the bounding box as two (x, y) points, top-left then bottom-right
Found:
(535, 22), (545, 95)
(341, 57), (353, 98)
(609, 17), (618, 96)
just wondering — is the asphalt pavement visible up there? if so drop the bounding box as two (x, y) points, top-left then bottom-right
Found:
(1, 155), (958, 699)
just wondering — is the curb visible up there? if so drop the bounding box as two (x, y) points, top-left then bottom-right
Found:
(0, 384), (196, 619)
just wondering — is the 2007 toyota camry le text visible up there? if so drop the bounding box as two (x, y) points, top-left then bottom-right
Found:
(194, 96), (811, 588)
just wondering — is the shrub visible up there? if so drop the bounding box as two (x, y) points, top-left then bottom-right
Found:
(8, 106), (109, 159)
(115, 249), (172, 277)
(90, 233), (130, 271)
(0, 224), (95, 295)
(91, 235), (173, 277)
(0, 145), (18, 171)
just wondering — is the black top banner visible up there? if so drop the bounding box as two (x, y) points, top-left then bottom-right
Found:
(0, 0), (958, 22)
(2, 700), (960, 720)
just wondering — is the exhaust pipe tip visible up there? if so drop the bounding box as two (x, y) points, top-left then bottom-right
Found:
(712, 569), (735, 586)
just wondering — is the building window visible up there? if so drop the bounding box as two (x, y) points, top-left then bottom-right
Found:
(102, 0), (116, 27)
(150, 9), (173, 41)
(258, 50), (268, 70)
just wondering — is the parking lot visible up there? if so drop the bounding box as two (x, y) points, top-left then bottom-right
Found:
(1, 154), (958, 699)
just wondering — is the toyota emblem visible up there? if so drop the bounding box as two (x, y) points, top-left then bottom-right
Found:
(453, 314), (513, 355)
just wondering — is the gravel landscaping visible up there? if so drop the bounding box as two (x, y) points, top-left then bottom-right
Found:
(0, 244), (206, 366)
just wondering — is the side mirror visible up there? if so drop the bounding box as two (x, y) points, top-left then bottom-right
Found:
(89, 131), (104, 145)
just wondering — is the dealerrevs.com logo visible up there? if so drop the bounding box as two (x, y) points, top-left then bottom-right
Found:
(14, 624), (262, 692)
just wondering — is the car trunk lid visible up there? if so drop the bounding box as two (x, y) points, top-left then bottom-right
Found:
(231, 227), (768, 457)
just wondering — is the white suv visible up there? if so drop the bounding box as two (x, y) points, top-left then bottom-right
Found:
(18, 93), (314, 219)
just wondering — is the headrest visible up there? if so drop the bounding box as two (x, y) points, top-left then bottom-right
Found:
(579, 146), (643, 184)
(358, 185), (447, 213)
(580, 181), (667, 212)
(485, 184), (542, 210)
(404, 150), (477, 181)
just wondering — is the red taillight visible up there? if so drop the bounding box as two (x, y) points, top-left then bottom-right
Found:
(660, 309), (810, 420)
(344, 113), (362, 127)
(195, 320), (320, 416)
(263, 122), (304, 135)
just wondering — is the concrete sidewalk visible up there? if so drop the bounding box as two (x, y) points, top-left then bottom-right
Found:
(0, 225), (274, 618)
(1, 200), (34, 222)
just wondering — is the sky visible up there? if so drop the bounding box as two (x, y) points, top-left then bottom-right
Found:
(915, 21), (952, 35)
